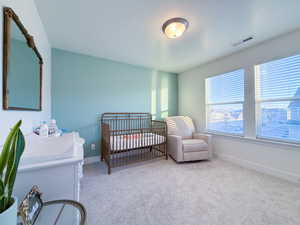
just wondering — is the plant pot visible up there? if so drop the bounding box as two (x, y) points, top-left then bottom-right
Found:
(0, 197), (18, 225)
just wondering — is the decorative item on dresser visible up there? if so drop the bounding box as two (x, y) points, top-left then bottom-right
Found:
(101, 113), (168, 174)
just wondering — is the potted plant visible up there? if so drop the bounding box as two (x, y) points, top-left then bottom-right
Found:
(0, 120), (25, 225)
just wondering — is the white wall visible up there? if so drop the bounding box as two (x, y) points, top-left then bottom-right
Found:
(179, 29), (300, 183)
(0, 0), (51, 144)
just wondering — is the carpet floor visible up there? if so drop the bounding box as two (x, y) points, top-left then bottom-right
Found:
(80, 158), (300, 225)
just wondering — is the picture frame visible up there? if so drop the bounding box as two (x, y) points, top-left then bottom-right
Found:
(18, 186), (43, 225)
(3, 7), (43, 111)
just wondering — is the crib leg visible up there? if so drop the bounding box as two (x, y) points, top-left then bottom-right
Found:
(165, 145), (168, 160)
(107, 160), (111, 174)
(107, 164), (111, 174)
(100, 140), (104, 161)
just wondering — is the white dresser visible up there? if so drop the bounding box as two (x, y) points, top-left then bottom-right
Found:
(14, 132), (85, 225)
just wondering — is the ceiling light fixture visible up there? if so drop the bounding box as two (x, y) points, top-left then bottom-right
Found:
(162, 17), (189, 39)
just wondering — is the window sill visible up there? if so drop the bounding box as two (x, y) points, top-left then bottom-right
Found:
(205, 131), (300, 150)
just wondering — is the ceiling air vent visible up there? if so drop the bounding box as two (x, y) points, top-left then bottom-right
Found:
(233, 36), (253, 47)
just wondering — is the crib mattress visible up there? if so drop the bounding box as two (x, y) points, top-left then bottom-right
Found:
(110, 133), (165, 151)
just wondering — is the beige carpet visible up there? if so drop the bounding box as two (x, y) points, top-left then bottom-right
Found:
(80, 158), (300, 225)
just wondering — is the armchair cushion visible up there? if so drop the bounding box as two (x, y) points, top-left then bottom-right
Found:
(182, 139), (208, 153)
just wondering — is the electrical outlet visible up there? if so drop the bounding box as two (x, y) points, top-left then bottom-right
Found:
(91, 144), (96, 151)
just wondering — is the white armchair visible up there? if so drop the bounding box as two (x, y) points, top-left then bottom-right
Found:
(165, 116), (212, 162)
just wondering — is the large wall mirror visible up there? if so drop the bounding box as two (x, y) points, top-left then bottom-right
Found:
(3, 7), (43, 111)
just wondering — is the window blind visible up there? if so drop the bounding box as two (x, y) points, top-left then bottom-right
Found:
(206, 69), (244, 135)
(206, 69), (244, 104)
(255, 54), (300, 143)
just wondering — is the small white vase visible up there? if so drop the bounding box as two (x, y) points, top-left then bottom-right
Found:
(0, 197), (18, 225)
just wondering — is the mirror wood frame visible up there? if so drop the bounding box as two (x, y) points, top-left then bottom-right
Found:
(3, 7), (43, 111)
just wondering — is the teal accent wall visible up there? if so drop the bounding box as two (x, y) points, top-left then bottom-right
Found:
(52, 48), (178, 157)
(8, 39), (40, 109)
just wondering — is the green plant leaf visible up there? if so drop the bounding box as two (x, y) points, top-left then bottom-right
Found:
(5, 166), (17, 208)
(3, 130), (18, 209)
(4, 131), (18, 187)
(0, 120), (24, 211)
(0, 196), (5, 213)
(7, 130), (25, 200)
(0, 120), (22, 178)
(15, 130), (25, 166)
(0, 180), (4, 199)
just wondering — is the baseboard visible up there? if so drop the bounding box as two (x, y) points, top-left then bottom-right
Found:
(217, 153), (300, 184)
(84, 156), (100, 165)
(84, 154), (299, 183)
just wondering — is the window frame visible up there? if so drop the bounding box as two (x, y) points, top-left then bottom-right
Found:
(254, 54), (300, 144)
(205, 68), (245, 136)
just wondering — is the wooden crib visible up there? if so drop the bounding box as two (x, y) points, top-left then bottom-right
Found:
(101, 113), (167, 174)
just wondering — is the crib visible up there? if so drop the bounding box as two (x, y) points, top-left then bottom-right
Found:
(101, 113), (168, 174)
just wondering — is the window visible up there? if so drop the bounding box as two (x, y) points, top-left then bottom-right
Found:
(255, 54), (300, 143)
(160, 76), (169, 119)
(151, 73), (170, 120)
(205, 69), (244, 135)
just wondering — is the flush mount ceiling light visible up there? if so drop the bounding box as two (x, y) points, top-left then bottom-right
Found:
(162, 17), (189, 39)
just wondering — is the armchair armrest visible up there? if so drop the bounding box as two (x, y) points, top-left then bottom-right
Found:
(167, 135), (183, 162)
(193, 133), (211, 143)
(168, 135), (182, 146)
(193, 133), (213, 159)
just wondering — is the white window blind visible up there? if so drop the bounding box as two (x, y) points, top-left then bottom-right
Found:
(206, 69), (244, 135)
(255, 54), (300, 143)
